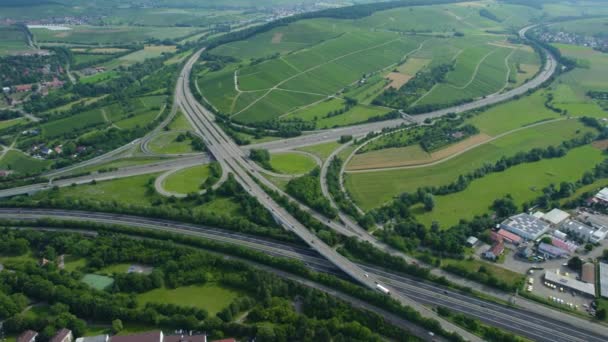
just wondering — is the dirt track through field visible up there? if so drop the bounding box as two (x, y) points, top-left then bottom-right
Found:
(347, 133), (491, 171)
(346, 117), (572, 173)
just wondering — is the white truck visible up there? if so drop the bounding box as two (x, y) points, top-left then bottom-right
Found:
(376, 283), (390, 295)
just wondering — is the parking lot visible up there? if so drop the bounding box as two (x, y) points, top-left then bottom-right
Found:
(526, 267), (595, 314)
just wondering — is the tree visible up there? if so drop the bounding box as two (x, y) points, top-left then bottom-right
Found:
(541, 236), (552, 244)
(585, 243), (594, 252)
(491, 196), (517, 218)
(112, 319), (123, 334)
(423, 193), (435, 211)
(567, 256), (582, 272)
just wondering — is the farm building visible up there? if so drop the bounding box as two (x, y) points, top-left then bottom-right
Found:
(581, 263), (595, 284)
(542, 208), (570, 226)
(500, 213), (550, 241)
(544, 270), (596, 297)
(600, 263), (608, 298)
(538, 243), (568, 259)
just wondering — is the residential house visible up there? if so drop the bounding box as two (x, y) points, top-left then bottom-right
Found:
(17, 331), (38, 342)
(50, 329), (73, 342)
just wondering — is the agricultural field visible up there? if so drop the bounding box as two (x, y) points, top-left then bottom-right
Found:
(162, 164), (213, 194)
(198, 2), (541, 128)
(345, 119), (596, 211)
(269, 152), (317, 175)
(30, 25), (200, 45)
(414, 145), (605, 228)
(0, 25), (31, 56)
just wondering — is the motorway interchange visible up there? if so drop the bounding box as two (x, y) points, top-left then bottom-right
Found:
(1, 25), (607, 342)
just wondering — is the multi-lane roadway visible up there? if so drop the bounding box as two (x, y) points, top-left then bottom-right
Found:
(2, 208), (607, 342)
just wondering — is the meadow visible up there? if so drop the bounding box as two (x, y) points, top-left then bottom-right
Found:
(0, 150), (51, 174)
(148, 131), (196, 154)
(414, 145), (605, 228)
(31, 25), (200, 45)
(0, 25), (30, 55)
(345, 119), (595, 210)
(136, 284), (239, 315)
(163, 164), (212, 194)
(269, 152), (317, 175)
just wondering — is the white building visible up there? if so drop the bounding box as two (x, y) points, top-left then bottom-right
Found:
(542, 208), (570, 226)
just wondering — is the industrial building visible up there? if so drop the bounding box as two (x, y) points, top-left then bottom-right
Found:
(578, 213), (608, 242)
(492, 229), (522, 244)
(581, 263), (595, 284)
(600, 263), (608, 298)
(541, 208), (570, 226)
(593, 187), (608, 205)
(500, 213), (550, 241)
(538, 243), (569, 259)
(544, 270), (596, 297)
(560, 219), (595, 241)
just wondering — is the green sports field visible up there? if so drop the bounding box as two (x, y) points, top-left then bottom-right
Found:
(82, 274), (114, 290)
(136, 284), (239, 315)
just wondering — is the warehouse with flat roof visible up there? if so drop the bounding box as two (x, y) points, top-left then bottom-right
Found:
(500, 213), (550, 241)
(544, 270), (596, 297)
(600, 263), (608, 298)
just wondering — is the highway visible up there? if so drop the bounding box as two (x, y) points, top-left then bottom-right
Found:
(2, 208), (607, 342)
(0, 155), (210, 198)
(176, 48), (481, 341)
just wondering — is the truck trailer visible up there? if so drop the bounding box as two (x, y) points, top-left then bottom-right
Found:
(376, 283), (390, 295)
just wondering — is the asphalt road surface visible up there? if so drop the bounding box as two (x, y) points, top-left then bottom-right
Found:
(2, 208), (606, 342)
(0, 155), (210, 198)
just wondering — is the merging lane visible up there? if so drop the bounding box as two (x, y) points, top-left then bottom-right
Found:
(177, 48), (481, 341)
(2, 208), (606, 342)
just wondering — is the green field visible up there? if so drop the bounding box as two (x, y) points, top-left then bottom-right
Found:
(414, 145), (605, 228)
(98, 263), (132, 275)
(296, 141), (342, 162)
(136, 284), (239, 315)
(162, 164), (213, 194)
(346, 119), (595, 210)
(82, 274), (114, 290)
(47, 173), (161, 206)
(148, 131), (196, 154)
(197, 2), (541, 127)
(31, 26), (199, 45)
(0, 150), (51, 174)
(63, 255), (87, 272)
(0, 25), (30, 55)
(168, 110), (193, 130)
(269, 152), (317, 175)
(442, 258), (524, 289)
